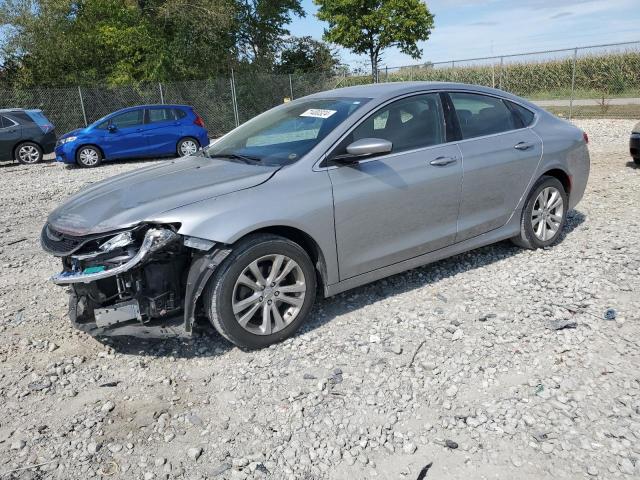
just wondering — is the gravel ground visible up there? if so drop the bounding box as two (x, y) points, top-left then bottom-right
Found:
(0, 119), (638, 480)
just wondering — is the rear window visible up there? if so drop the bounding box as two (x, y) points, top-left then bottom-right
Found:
(26, 110), (53, 127)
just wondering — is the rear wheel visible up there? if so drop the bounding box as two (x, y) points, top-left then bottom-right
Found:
(512, 176), (568, 249)
(177, 137), (199, 157)
(204, 234), (316, 349)
(15, 142), (43, 164)
(634, 157), (640, 165)
(76, 146), (102, 168)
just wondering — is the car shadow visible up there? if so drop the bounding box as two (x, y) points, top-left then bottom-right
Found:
(625, 160), (640, 170)
(101, 210), (586, 359)
(62, 156), (174, 170)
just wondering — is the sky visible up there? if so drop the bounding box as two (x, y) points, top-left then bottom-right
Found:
(289, 0), (640, 69)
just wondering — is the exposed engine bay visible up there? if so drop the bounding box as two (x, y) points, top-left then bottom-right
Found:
(41, 223), (227, 334)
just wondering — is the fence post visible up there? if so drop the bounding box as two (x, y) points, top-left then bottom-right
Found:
(78, 86), (88, 127)
(289, 74), (294, 100)
(158, 82), (164, 104)
(569, 48), (578, 120)
(499, 56), (504, 90)
(230, 69), (240, 128)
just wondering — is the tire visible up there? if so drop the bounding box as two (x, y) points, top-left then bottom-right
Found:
(204, 234), (317, 349)
(512, 175), (568, 249)
(76, 145), (102, 168)
(634, 157), (640, 165)
(15, 142), (43, 165)
(177, 137), (199, 157)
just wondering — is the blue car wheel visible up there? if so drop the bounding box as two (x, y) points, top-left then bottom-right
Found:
(76, 146), (103, 168)
(177, 137), (199, 157)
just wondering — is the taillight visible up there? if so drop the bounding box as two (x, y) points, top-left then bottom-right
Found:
(193, 112), (205, 128)
(583, 131), (589, 144)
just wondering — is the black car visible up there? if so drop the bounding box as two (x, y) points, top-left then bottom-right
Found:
(631, 121), (640, 166)
(0, 109), (57, 164)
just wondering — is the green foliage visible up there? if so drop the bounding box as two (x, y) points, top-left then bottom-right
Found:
(235, 0), (305, 66)
(276, 36), (340, 75)
(314, 0), (434, 79)
(0, 0), (306, 86)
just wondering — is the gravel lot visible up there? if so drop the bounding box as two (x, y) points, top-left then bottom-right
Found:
(0, 119), (638, 480)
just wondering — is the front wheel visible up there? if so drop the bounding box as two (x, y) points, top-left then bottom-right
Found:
(76, 146), (102, 168)
(512, 176), (568, 249)
(177, 137), (199, 157)
(15, 142), (43, 164)
(204, 234), (317, 349)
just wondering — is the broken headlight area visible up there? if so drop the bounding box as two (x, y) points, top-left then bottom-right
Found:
(50, 225), (192, 330)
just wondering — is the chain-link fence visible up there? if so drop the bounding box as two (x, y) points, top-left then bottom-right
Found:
(1, 41), (638, 136)
(379, 41), (640, 120)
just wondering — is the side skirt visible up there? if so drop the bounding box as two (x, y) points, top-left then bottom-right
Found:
(324, 222), (520, 298)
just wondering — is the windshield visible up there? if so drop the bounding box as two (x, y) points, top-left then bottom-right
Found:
(204, 97), (370, 166)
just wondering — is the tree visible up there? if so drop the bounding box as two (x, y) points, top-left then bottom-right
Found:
(314, 0), (434, 81)
(276, 36), (340, 75)
(234, 0), (305, 67)
(0, 0), (237, 87)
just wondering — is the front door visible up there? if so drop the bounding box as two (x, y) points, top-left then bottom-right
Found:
(328, 93), (463, 280)
(447, 92), (543, 242)
(102, 109), (147, 159)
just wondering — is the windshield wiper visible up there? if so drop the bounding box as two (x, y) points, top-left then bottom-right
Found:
(209, 153), (262, 164)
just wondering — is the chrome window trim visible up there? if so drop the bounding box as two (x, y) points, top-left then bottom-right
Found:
(313, 88), (539, 171)
(0, 115), (19, 129)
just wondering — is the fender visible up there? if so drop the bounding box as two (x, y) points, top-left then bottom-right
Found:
(183, 247), (232, 332)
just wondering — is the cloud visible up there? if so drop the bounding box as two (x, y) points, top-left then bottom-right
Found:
(469, 21), (498, 26)
(550, 12), (572, 19)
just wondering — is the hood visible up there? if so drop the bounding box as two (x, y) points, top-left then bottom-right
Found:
(61, 128), (84, 139)
(47, 156), (279, 236)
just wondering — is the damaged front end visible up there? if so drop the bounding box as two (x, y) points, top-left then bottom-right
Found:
(41, 223), (228, 336)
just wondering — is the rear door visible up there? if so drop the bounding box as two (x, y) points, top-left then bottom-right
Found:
(0, 115), (21, 160)
(328, 93), (463, 279)
(102, 109), (147, 159)
(448, 92), (542, 242)
(144, 107), (181, 155)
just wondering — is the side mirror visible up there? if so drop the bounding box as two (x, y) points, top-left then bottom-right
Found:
(332, 138), (393, 164)
(108, 124), (117, 133)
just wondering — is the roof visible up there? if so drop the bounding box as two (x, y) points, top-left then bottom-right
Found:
(116, 104), (191, 111)
(0, 108), (41, 113)
(307, 81), (537, 109)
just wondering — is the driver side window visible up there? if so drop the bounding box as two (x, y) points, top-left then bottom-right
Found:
(349, 93), (446, 154)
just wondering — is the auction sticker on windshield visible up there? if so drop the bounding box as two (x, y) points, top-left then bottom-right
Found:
(300, 109), (337, 119)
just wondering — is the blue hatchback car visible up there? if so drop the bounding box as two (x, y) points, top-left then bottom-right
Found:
(56, 105), (209, 167)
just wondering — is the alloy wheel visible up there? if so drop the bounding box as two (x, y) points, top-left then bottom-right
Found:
(180, 140), (198, 156)
(79, 148), (99, 167)
(231, 254), (306, 336)
(531, 186), (564, 241)
(18, 145), (40, 164)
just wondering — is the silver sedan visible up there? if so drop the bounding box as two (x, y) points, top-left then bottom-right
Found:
(41, 82), (590, 349)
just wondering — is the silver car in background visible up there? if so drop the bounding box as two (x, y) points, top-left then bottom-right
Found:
(41, 82), (590, 349)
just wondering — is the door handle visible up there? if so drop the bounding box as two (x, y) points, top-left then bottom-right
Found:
(430, 156), (458, 167)
(514, 142), (534, 150)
